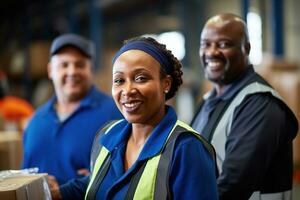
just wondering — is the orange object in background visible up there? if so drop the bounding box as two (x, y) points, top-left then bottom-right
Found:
(0, 96), (33, 121)
(0, 71), (34, 131)
(0, 96), (34, 131)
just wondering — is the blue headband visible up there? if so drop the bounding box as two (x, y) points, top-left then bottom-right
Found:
(112, 41), (173, 74)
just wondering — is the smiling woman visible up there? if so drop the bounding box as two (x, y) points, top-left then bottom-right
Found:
(82, 37), (219, 200)
(112, 49), (170, 126)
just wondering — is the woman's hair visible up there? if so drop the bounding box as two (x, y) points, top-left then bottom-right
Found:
(124, 37), (183, 100)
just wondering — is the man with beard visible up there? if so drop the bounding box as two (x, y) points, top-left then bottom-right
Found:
(22, 33), (121, 186)
(191, 13), (298, 200)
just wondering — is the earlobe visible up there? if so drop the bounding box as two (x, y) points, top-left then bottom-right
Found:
(164, 75), (172, 93)
(245, 42), (251, 55)
(47, 62), (53, 80)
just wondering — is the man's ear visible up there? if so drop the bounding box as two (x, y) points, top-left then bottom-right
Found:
(244, 42), (251, 55)
(47, 62), (53, 80)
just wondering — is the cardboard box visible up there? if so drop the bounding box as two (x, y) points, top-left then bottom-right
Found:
(0, 173), (51, 200)
(0, 131), (22, 170)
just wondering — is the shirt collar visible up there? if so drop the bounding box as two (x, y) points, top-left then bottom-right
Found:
(101, 106), (177, 160)
(79, 85), (99, 108)
(42, 85), (98, 115)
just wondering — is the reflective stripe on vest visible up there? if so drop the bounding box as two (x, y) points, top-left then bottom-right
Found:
(249, 190), (292, 200)
(85, 120), (123, 200)
(134, 120), (215, 200)
(211, 82), (281, 173)
(210, 82), (288, 200)
(85, 120), (214, 200)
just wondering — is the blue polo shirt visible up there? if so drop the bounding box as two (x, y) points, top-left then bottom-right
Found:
(22, 86), (122, 185)
(93, 106), (218, 199)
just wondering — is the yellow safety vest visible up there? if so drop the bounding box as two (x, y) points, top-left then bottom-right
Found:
(85, 120), (216, 200)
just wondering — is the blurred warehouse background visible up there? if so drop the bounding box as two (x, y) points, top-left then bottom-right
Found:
(0, 0), (300, 195)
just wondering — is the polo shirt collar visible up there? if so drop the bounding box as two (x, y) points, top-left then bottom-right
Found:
(42, 85), (98, 114)
(101, 106), (177, 161)
(79, 85), (99, 108)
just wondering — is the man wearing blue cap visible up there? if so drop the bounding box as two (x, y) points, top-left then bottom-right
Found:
(22, 33), (122, 186)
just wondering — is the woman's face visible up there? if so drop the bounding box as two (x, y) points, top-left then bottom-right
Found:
(112, 49), (171, 126)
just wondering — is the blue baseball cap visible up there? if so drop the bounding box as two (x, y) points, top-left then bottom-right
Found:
(50, 33), (95, 59)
